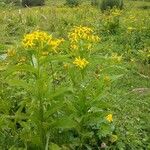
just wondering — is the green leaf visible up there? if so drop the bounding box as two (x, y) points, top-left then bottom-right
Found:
(45, 102), (65, 119)
(4, 64), (37, 77)
(99, 123), (112, 138)
(52, 117), (76, 129)
(6, 79), (33, 92)
(49, 143), (61, 150)
(46, 87), (73, 100)
(40, 54), (70, 65)
(110, 74), (124, 81)
(32, 55), (38, 68)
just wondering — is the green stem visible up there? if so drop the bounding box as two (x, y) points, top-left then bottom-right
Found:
(50, 62), (56, 92)
(37, 50), (46, 149)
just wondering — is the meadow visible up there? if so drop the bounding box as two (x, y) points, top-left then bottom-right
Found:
(0, 0), (150, 149)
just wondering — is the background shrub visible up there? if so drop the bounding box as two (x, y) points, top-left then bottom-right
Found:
(3, 0), (20, 5)
(91, 0), (99, 6)
(22, 0), (45, 7)
(65, 0), (81, 7)
(100, 0), (123, 11)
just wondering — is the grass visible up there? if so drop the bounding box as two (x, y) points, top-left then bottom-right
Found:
(0, 0), (150, 149)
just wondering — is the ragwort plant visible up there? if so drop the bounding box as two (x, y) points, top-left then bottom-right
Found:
(2, 31), (71, 149)
(101, 8), (122, 34)
(115, 11), (150, 62)
(60, 26), (122, 149)
(0, 26), (125, 149)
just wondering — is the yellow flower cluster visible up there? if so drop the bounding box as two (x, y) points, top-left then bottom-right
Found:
(22, 31), (52, 48)
(111, 8), (122, 17)
(128, 15), (137, 23)
(7, 49), (16, 57)
(19, 56), (26, 63)
(48, 38), (64, 53)
(68, 26), (100, 50)
(22, 30), (64, 53)
(73, 56), (89, 69)
(105, 114), (113, 122)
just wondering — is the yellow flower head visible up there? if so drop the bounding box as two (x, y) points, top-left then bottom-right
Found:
(63, 63), (69, 70)
(42, 51), (49, 56)
(104, 75), (111, 83)
(22, 30), (52, 48)
(127, 27), (136, 33)
(73, 57), (89, 69)
(111, 9), (122, 17)
(48, 38), (64, 53)
(22, 31), (64, 53)
(68, 26), (100, 50)
(7, 49), (16, 57)
(106, 114), (113, 122)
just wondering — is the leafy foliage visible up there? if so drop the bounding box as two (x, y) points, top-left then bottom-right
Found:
(100, 0), (124, 12)
(65, 0), (81, 7)
(91, 0), (100, 6)
(22, 0), (45, 7)
(0, 27), (123, 149)
(0, 0), (150, 149)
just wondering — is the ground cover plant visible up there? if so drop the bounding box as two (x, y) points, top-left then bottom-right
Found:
(0, 0), (150, 149)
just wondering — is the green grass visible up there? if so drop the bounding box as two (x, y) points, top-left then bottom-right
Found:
(0, 0), (150, 149)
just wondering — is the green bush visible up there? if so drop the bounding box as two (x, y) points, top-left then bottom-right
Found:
(91, 0), (100, 6)
(65, 0), (81, 7)
(100, 0), (123, 11)
(4, 0), (20, 5)
(22, 0), (45, 7)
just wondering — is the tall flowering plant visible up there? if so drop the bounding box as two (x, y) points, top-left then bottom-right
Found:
(3, 30), (74, 149)
(1, 27), (123, 149)
(61, 26), (117, 149)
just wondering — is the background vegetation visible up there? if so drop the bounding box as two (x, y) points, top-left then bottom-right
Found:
(0, 0), (150, 149)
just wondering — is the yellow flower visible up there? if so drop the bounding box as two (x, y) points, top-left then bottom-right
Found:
(63, 63), (69, 70)
(19, 57), (26, 63)
(128, 15), (137, 22)
(127, 27), (136, 33)
(7, 49), (16, 57)
(104, 75), (111, 83)
(111, 9), (122, 16)
(68, 26), (100, 51)
(22, 30), (52, 48)
(88, 44), (92, 50)
(22, 31), (64, 53)
(71, 44), (78, 50)
(48, 38), (64, 53)
(105, 114), (113, 122)
(73, 57), (89, 69)
(42, 51), (49, 56)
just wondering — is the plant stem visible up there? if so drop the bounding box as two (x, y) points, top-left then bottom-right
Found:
(50, 62), (56, 92)
(37, 50), (46, 149)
